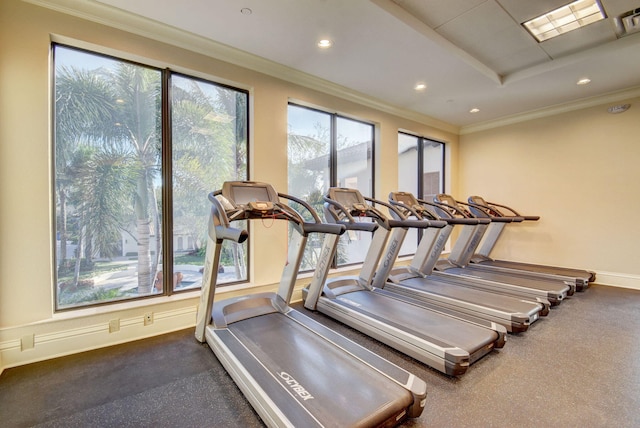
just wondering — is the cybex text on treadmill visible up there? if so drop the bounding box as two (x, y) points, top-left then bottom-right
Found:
(383, 238), (399, 268)
(278, 372), (314, 401)
(314, 245), (332, 279)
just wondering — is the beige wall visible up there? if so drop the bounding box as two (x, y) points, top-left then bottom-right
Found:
(459, 98), (640, 281)
(0, 0), (457, 368)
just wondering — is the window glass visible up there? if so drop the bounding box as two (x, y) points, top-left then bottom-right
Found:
(286, 105), (331, 271)
(53, 45), (248, 310)
(397, 132), (445, 256)
(335, 116), (374, 265)
(54, 46), (162, 308)
(287, 104), (374, 269)
(397, 133), (419, 255)
(398, 133), (418, 195)
(287, 105), (331, 215)
(171, 74), (248, 291)
(422, 140), (444, 200)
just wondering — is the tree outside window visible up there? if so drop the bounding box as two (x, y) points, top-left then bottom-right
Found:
(287, 104), (374, 270)
(53, 45), (248, 310)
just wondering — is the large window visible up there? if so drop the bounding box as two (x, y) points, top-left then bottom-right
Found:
(53, 45), (248, 310)
(287, 104), (374, 269)
(397, 132), (445, 255)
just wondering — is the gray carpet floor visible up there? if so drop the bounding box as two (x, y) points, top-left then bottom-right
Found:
(1, 283), (639, 427)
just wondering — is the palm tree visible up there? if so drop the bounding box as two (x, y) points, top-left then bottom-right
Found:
(55, 48), (247, 303)
(110, 63), (162, 294)
(55, 66), (119, 274)
(171, 77), (247, 279)
(55, 58), (161, 296)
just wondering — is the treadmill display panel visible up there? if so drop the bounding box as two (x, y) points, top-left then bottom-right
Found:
(230, 185), (273, 205)
(332, 189), (362, 208)
(440, 195), (457, 207)
(394, 192), (417, 207)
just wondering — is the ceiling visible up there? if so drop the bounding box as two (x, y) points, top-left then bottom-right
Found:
(57, 0), (640, 130)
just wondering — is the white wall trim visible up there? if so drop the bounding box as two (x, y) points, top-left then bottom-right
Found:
(594, 271), (640, 291)
(460, 86), (640, 135)
(1, 269), (637, 374)
(0, 305), (197, 374)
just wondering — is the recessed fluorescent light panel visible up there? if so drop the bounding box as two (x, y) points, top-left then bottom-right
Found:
(523, 0), (606, 42)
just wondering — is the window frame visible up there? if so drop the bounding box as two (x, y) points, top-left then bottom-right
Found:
(287, 102), (376, 269)
(397, 131), (446, 256)
(399, 131), (445, 200)
(52, 42), (250, 311)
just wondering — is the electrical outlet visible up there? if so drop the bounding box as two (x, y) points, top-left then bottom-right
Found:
(109, 319), (120, 333)
(144, 312), (153, 326)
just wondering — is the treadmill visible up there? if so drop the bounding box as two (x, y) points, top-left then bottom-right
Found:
(304, 187), (508, 376)
(365, 191), (548, 334)
(430, 194), (574, 305)
(466, 195), (595, 291)
(194, 181), (427, 427)
(385, 192), (562, 309)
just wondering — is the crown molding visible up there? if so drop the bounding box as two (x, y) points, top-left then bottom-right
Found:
(25, 0), (637, 137)
(24, 0), (459, 135)
(460, 85), (640, 135)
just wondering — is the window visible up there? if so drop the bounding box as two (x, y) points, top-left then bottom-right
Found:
(287, 104), (374, 269)
(53, 44), (248, 310)
(397, 132), (445, 255)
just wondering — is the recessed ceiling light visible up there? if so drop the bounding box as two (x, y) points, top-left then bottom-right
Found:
(414, 83), (427, 91)
(470, 108), (480, 113)
(577, 77), (591, 85)
(317, 39), (333, 48)
(522, 0), (606, 42)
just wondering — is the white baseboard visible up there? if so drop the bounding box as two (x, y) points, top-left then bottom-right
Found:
(2, 271), (638, 374)
(594, 271), (640, 290)
(0, 305), (197, 374)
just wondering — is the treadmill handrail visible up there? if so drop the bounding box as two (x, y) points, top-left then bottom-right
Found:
(432, 194), (473, 218)
(366, 196), (447, 230)
(468, 196), (540, 222)
(433, 194), (490, 225)
(387, 191), (474, 226)
(207, 192), (249, 243)
(278, 192), (346, 236)
(322, 188), (444, 232)
(465, 201), (519, 223)
(211, 183), (345, 237)
(388, 197), (425, 219)
(455, 199), (516, 222)
(198, 181), (346, 340)
(323, 195), (381, 232)
(413, 198), (480, 226)
(416, 198), (455, 219)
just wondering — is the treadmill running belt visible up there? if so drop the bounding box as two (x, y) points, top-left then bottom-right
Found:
(226, 312), (413, 426)
(334, 290), (498, 352)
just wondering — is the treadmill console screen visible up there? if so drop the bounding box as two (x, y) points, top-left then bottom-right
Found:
(230, 185), (272, 205)
(440, 195), (457, 207)
(471, 196), (487, 206)
(332, 189), (363, 208)
(394, 193), (417, 206)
